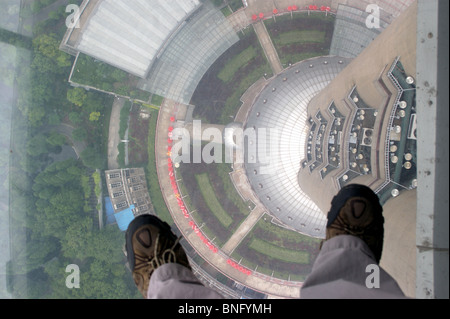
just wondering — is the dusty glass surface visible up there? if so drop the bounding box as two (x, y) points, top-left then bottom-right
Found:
(1, 0), (426, 299)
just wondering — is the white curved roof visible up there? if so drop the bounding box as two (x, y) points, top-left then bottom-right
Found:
(76, 0), (201, 77)
(244, 56), (351, 237)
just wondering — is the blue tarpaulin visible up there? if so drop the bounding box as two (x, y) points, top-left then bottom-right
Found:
(104, 197), (116, 225)
(104, 197), (135, 231)
(114, 205), (135, 232)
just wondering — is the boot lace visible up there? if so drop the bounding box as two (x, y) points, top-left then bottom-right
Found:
(134, 235), (182, 272)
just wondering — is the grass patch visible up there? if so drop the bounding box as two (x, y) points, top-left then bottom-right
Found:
(71, 53), (151, 101)
(92, 170), (101, 197)
(119, 101), (131, 139)
(216, 162), (251, 216)
(220, 6), (233, 17)
(219, 65), (270, 124)
(231, 215), (322, 280)
(150, 94), (164, 106)
(218, 46), (257, 83)
(256, 216), (322, 245)
(195, 173), (233, 228)
(265, 12), (335, 66)
(249, 238), (309, 264)
(277, 30), (326, 46)
(191, 27), (273, 125)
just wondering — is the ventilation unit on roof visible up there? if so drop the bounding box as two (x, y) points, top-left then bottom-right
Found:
(361, 128), (373, 146)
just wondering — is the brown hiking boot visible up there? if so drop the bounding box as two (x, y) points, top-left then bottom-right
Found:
(125, 214), (191, 298)
(325, 184), (385, 263)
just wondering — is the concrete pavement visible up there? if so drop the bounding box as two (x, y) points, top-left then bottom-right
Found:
(107, 97), (126, 169)
(253, 20), (284, 75)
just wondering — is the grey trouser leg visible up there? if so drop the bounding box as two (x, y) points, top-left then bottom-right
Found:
(300, 235), (407, 299)
(147, 263), (223, 299)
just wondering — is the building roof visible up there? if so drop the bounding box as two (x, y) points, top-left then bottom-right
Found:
(66, 0), (201, 77)
(244, 56), (351, 237)
(138, 2), (239, 104)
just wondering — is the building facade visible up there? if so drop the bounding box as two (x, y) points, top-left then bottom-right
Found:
(297, 2), (418, 295)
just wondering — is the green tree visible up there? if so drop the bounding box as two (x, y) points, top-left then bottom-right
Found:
(23, 239), (60, 272)
(56, 52), (72, 68)
(69, 112), (82, 124)
(31, 160), (86, 238)
(80, 146), (105, 169)
(67, 88), (87, 107)
(110, 68), (127, 82)
(27, 133), (49, 156)
(72, 127), (88, 142)
(89, 111), (101, 122)
(46, 132), (66, 147)
(86, 227), (125, 263)
(31, 52), (56, 74)
(33, 34), (59, 59)
(33, 189), (84, 239)
(61, 216), (94, 260)
(27, 105), (46, 127)
(32, 33), (72, 68)
(47, 112), (61, 125)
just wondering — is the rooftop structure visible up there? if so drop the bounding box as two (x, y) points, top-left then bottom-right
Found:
(105, 168), (153, 218)
(297, 1), (417, 213)
(297, 1), (418, 296)
(244, 56), (351, 238)
(61, 0), (239, 104)
(60, 0), (202, 78)
(137, 1), (239, 104)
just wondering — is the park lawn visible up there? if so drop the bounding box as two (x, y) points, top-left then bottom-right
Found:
(218, 46), (258, 83)
(256, 215), (322, 245)
(276, 30), (326, 46)
(150, 94), (164, 106)
(219, 64), (270, 124)
(215, 162), (251, 216)
(195, 173), (233, 228)
(230, 215), (321, 279)
(264, 13), (335, 66)
(249, 238), (310, 264)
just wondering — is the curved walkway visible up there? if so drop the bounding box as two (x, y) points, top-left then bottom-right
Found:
(46, 123), (86, 159)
